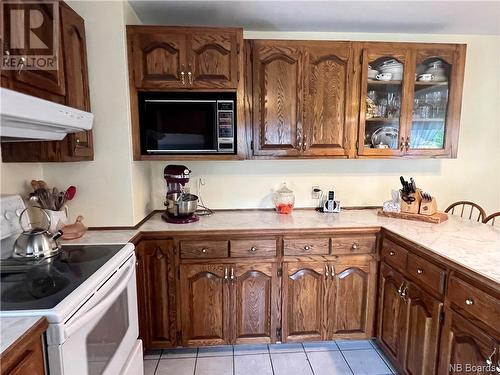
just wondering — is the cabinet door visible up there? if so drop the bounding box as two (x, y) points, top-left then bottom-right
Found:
(7, 2), (66, 97)
(60, 4), (93, 160)
(406, 45), (465, 158)
(180, 263), (230, 346)
(402, 282), (443, 375)
(357, 45), (411, 157)
(136, 240), (177, 349)
(302, 42), (354, 157)
(329, 258), (375, 338)
(188, 30), (239, 88)
(252, 41), (303, 156)
(377, 262), (408, 363)
(439, 309), (497, 374)
(282, 262), (327, 342)
(231, 263), (279, 344)
(130, 29), (187, 89)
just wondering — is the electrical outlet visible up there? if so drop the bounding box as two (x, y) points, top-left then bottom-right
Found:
(312, 186), (321, 199)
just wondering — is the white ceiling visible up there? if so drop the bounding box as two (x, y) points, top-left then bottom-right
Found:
(129, 1), (500, 35)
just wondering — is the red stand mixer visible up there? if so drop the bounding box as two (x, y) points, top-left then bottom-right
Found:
(162, 165), (199, 224)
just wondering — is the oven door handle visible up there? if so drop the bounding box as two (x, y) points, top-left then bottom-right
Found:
(64, 256), (135, 338)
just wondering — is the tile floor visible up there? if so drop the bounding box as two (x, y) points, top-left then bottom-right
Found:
(143, 340), (399, 375)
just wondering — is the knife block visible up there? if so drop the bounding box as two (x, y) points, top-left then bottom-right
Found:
(400, 190), (422, 214)
(419, 197), (437, 216)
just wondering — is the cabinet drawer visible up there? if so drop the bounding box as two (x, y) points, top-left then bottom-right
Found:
(331, 235), (376, 254)
(407, 253), (446, 295)
(180, 240), (229, 258)
(381, 239), (408, 271)
(447, 276), (500, 331)
(284, 237), (329, 255)
(230, 239), (276, 257)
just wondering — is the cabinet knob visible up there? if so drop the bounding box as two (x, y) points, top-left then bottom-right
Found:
(180, 71), (185, 85)
(417, 268), (424, 275)
(389, 251), (395, 256)
(250, 246), (257, 252)
(188, 71), (193, 85)
(465, 298), (474, 306)
(351, 243), (359, 250)
(330, 265), (335, 278)
(304, 245), (310, 251)
(325, 265), (329, 278)
(201, 248), (207, 253)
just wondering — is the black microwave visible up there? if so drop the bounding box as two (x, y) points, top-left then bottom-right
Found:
(138, 92), (236, 155)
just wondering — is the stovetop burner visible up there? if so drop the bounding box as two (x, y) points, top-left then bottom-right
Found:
(0, 245), (124, 310)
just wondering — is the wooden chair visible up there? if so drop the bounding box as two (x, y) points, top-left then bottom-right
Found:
(444, 201), (486, 222)
(483, 212), (500, 226)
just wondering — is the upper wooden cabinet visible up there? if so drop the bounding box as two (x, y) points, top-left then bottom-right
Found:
(1, 2), (93, 162)
(357, 42), (466, 158)
(250, 40), (355, 158)
(249, 40), (465, 159)
(127, 26), (241, 89)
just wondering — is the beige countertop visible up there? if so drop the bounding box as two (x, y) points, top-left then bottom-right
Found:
(64, 209), (500, 285)
(0, 316), (44, 355)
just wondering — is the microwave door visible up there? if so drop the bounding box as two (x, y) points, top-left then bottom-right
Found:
(144, 99), (218, 153)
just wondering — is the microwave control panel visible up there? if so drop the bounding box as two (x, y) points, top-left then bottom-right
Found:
(217, 100), (235, 152)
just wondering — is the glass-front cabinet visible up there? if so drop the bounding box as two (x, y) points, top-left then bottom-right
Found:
(406, 46), (463, 157)
(358, 43), (465, 158)
(358, 46), (411, 156)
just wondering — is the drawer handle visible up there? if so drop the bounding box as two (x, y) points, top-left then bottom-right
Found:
(325, 265), (329, 278)
(224, 267), (228, 281)
(389, 251), (395, 256)
(250, 247), (257, 252)
(351, 243), (359, 250)
(304, 245), (310, 251)
(330, 265), (335, 279)
(201, 248), (207, 253)
(465, 298), (474, 306)
(416, 268), (424, 275)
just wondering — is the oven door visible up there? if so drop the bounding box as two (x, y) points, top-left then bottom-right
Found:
(48, 254), (138, 375)
(142, 99), (218, 153)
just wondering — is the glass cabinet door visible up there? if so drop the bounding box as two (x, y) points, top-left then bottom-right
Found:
(407, 48), (457, 155)
(358, 48), (410, 156)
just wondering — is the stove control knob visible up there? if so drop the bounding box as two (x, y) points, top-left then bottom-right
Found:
(4, 211), (15, 220)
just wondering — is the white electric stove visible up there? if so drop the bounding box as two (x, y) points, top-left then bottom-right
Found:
(0, 195), (143, 375)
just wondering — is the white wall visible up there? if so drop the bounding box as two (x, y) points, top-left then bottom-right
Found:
(41, 0), (141, 226)
(0, 162), (43, 196)
(1, 4), (499, 226)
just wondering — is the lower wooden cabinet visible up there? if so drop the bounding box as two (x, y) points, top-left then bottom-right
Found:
(282, 257), (375, 343)
(282, 262), (326, 342)
(0, 318), (47, 375)
(179, 262), (279, 346)
(377, 262), (442, 375)
(377, 262), (408, 360)
(439, 309), (498, 375)
(232, 263), (279, 344)
(136, 240), (177, 349)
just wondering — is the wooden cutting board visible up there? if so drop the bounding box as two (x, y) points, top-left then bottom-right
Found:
(378, 210), (448, 224)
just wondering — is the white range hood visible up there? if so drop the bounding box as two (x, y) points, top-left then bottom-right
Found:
(0, 88), (94, 141)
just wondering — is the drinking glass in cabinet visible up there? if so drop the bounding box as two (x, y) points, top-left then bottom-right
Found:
(410, 59), (450, 149)
(364, 58), (404, 149)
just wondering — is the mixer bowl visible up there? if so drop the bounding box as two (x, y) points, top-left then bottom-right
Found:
(165, 193), (198, 217)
